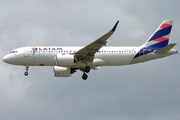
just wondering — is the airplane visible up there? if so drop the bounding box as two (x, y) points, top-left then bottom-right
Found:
(2, 20), (178, 80)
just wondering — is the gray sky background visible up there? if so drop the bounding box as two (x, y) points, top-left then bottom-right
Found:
(0, 0), (180, 120)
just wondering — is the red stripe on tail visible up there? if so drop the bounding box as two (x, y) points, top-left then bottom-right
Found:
(160, 23), (172, 29)
(153, 37), (169, 42)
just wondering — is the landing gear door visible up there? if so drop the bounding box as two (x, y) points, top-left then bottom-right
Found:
(24, 47), (29, 57)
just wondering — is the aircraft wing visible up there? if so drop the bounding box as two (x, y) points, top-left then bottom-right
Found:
(75, 21), (119, 62)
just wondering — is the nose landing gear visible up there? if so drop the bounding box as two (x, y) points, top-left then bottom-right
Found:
(24, 66), (29, 76)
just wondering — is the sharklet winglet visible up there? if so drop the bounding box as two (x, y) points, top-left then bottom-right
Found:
(111, 21), (119, 32)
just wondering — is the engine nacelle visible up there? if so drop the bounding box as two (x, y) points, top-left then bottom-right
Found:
(53, 66), (71, 77)
(56, 54), (78, 67)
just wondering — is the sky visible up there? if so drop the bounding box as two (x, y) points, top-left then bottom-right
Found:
(0, 0), (180, 120)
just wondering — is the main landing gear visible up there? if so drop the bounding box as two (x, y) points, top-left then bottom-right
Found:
(82, 66), (90, 80)
(24, 66), (29, 76)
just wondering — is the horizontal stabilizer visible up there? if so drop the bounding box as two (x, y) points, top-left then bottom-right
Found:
(154, 43), (177, 53)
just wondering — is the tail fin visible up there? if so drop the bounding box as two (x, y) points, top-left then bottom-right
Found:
(143, 20), (173, 49)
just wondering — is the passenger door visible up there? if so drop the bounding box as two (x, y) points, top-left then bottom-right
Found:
(24, 47), (29, 57)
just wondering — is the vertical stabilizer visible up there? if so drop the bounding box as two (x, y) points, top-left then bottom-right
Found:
(134, 20), (173, 58)
(143, 20), (173, 48)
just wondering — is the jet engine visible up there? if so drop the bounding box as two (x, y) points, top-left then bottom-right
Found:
(53, 66), (72, 77)
(56, 54), (78, 67)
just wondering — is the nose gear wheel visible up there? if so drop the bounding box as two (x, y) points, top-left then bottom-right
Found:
(24, 66), (29, 76)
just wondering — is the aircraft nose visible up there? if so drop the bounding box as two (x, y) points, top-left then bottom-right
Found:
(2, 55), (11, 63)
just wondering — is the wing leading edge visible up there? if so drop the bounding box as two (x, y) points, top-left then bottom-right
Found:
(75, 21), (119, 62)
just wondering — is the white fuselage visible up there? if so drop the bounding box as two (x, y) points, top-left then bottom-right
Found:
(3, 46), (177, 68)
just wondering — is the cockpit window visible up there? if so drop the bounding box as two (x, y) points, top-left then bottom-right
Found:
(10, 51), (18, 53)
